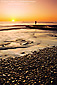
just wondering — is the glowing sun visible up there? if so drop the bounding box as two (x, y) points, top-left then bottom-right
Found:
(12, 19), (15, 22)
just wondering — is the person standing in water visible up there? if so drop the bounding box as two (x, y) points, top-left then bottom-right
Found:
(35, 21), (37, 24)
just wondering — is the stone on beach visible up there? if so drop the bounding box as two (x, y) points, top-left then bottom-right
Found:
(0, 46), (57, 85)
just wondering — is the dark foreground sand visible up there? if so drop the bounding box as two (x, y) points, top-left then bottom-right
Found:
(0, 46), (57, 85)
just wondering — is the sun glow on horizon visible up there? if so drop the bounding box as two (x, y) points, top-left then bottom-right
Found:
(0, 0), (57, 22)
(12, 19), (15, 22)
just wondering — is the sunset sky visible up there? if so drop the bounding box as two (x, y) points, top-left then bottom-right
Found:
(0, 0), (57, 22)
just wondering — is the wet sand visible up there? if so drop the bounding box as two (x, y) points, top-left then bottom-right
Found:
(0, 46), (57, 85)
(0, 29), (57, 58)
(0, 28), (57, 84)
(0, 25), (57, 31)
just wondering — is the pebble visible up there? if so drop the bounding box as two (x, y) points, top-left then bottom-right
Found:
(0, 46), (57, 84)
(3, 74), (6, 77)
(21, 52), (25, 54)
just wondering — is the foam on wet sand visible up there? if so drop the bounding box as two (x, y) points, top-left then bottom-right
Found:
(0, 29), (57, 57)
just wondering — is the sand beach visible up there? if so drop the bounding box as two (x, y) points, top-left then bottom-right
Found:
(0, 23), (57, 84)
(0, 27), (57, 58)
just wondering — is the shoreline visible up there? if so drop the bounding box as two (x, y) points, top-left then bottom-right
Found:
(0, 28), (57, 59)
(0, 46), (57, 84)
(0, 45), (57, 59)
(0, 25), (57, 31)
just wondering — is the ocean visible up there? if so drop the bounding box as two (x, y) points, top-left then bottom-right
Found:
(0, 21), (57, 28)
(0, 21), (57, 59)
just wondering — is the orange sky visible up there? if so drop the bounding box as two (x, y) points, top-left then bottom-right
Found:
(0, 0), (57, 22)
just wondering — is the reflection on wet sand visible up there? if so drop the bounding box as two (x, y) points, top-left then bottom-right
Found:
(0, 29), (57, 58)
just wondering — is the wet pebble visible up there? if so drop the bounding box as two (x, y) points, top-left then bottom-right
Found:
(0, 46), (57, 84)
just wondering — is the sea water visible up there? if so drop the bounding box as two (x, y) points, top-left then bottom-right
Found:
(0, 21), (57, 58)
(0, 21), (57, 27)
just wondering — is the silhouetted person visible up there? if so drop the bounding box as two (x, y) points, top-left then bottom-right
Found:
(35, 21), (37, 24)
